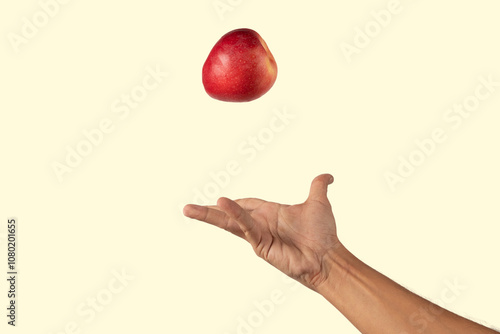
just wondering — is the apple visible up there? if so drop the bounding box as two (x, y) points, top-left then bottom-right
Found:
(202, 28), (278, 102)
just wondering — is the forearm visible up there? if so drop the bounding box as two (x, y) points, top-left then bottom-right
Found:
(317, 243), (497, 334)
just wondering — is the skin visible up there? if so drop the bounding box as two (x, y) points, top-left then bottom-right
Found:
(183, 174), (498, 333)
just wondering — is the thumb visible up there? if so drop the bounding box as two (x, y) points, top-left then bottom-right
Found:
(307, 174), (334, 205)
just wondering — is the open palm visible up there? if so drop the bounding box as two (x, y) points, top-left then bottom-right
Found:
(183, 174), (340, 291)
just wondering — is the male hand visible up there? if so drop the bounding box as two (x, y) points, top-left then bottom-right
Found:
(183, 174), (340, 291)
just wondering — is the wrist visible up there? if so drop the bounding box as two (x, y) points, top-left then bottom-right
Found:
(313, 241), (353, 295)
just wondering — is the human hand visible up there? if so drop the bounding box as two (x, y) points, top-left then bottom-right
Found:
(185, 175), (500, 334)
(183, 174), (340, 291)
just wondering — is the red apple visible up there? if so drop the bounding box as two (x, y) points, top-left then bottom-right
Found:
(202, 28), (278, 102)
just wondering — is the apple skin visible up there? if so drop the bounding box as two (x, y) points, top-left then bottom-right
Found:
(202, 28), (278, 102)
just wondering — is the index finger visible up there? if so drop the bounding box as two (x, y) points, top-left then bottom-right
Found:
(217, 197), (262, 248)
(183, 204), (245, 238)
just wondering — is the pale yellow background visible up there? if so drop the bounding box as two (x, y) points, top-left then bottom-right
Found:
(1, 0), (499, 333)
